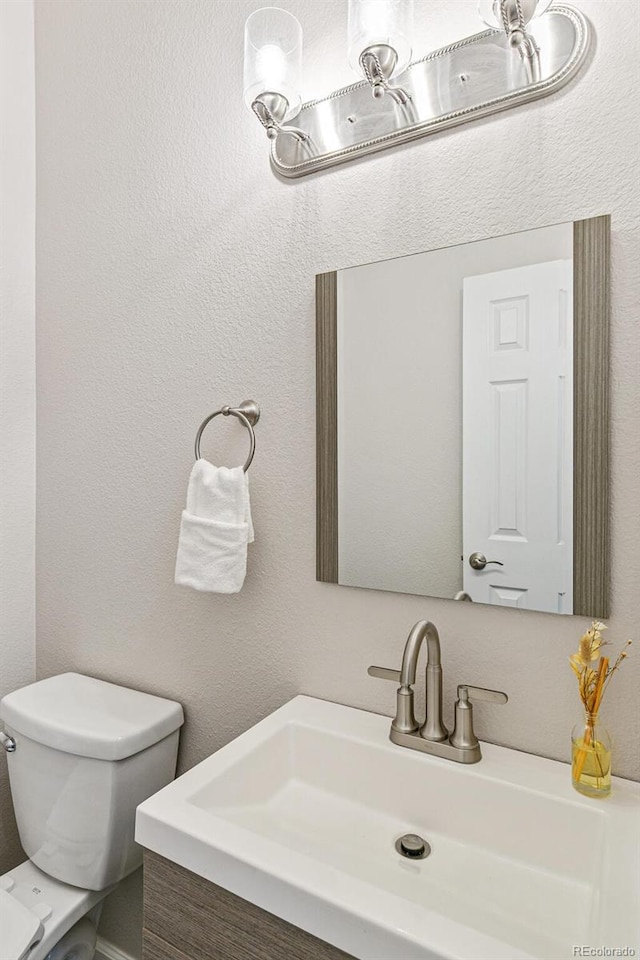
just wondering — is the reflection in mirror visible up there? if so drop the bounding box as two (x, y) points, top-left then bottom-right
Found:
(316, 217), (609, 617)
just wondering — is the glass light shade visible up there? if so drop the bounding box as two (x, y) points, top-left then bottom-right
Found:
(348, 0), (414, 76)
(243, 7), (303, 121)
(478, 0), (554, 30)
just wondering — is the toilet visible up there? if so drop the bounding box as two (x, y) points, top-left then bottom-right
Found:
(0, 672), (184, 960)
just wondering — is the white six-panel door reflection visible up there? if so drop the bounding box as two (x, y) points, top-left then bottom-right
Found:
(463, 261), (573, 614)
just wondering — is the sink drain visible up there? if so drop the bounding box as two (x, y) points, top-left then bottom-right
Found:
(395, 833), (431, 860)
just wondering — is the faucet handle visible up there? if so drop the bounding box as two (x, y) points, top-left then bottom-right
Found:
(368, 665), (418, 734)
(458, 684), (508, 705)
(367, 665), (401, 683)
(450, 684), (508, 751)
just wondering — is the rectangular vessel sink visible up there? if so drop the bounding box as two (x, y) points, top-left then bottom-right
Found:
(136, 696), (640, 960)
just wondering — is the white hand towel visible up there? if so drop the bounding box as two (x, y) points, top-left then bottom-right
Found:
(175, 460), (254, 593)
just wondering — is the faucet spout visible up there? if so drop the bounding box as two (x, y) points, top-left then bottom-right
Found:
(399, 620), (440, 685)
(396, 621), (448, 742)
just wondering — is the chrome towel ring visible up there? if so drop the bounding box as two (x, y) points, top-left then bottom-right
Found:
(194, 400), (260, 472)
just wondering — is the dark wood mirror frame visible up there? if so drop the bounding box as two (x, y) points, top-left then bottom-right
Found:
(316, 215), (610, 618)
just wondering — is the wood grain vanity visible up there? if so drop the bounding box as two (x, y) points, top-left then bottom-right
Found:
(142, 851), (354, 960)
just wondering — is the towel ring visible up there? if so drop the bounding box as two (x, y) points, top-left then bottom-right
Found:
(194, 400), (260, 472)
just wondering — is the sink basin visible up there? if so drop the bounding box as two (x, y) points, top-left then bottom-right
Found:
(136, 696), (640, 960)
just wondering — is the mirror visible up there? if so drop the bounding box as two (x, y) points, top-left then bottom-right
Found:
(316, 217), (610, 617)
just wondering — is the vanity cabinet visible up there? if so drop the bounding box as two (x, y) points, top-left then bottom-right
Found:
(142, 851), (355, 960)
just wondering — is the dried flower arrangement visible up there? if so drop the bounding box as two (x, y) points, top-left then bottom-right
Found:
(569, 621), (631, 718)
(569, 621), (631, 794)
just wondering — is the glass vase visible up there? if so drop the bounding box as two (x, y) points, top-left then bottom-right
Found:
(571, 713), (611, 799)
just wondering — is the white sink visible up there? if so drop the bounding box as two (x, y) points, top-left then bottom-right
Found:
(136, 696), (640, 960)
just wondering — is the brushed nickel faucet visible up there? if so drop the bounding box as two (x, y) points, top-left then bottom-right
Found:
(368, 620), (508, 764)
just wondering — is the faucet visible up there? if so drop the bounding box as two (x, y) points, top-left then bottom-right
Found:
(368, 620), (508, 764)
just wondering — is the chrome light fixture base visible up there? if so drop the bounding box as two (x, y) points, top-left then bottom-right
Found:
(251, 92), (309, 143)
(498, 0), (542, 83)
(359, 44), (411, 105)
(269, 5), (589, 178)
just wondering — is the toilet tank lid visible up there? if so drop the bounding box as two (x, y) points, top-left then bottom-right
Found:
(0, 673), (184, 761)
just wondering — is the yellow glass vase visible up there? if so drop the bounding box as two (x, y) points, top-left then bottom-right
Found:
(571, 713), (611, 798)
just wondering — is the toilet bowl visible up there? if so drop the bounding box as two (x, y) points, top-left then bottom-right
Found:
(0, 673), (184, 960)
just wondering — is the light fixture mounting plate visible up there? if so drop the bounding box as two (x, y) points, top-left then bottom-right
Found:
(270, 5), (589, 178)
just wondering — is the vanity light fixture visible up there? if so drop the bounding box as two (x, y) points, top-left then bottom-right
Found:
(479, 0), (553, 39)
(243, 0), (590, 178)
(243, 7), (308, 142)
(347, 0), (414, 104)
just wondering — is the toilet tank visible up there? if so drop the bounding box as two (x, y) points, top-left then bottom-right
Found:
(0, 673), (184, 891)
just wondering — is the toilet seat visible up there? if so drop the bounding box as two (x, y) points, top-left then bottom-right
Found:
(1, 860), (109, 960)
(0, 888), (44, 960)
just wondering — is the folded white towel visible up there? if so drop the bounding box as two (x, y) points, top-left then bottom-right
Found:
(175, 460), (254, 593)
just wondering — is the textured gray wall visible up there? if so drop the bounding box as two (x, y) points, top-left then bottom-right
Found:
(34, 1), (639, 956)
(0, 0), (35, 875)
